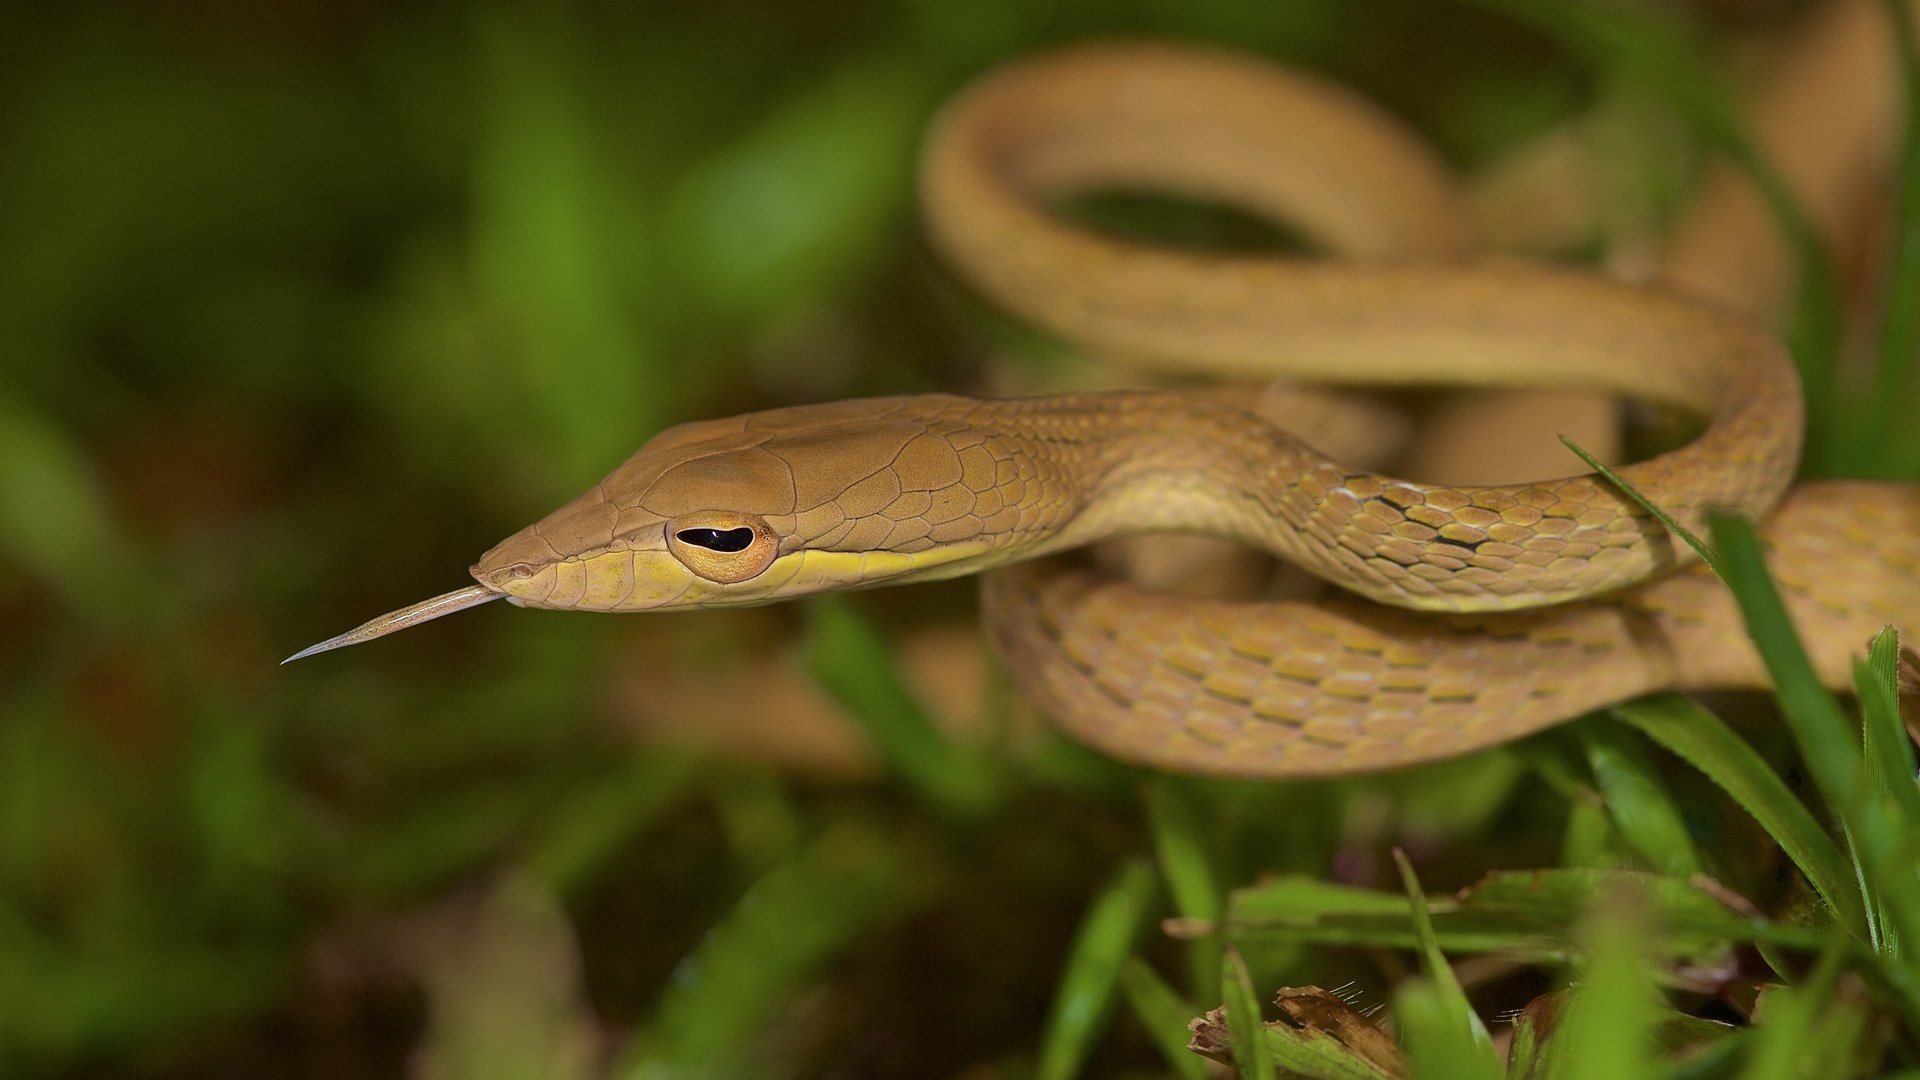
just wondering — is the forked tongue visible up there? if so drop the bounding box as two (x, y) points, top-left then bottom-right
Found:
(281, 585), (504, 664)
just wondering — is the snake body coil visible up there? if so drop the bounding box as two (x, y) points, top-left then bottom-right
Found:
(293, 43), (1920, 779)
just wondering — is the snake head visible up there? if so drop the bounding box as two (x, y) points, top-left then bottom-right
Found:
(470, 395), (1008, 611)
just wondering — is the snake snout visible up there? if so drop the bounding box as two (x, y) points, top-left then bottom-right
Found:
(469, 523), (571, 605)
(469, 558), (552, 607)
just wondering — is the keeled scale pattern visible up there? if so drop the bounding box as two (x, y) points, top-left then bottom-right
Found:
(985, 482), (1920, 778)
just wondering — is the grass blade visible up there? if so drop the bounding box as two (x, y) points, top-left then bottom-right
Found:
(804, 596), (999, 817)
(522, 752), (698, 897)
(1036, 859), (1158, 1080)
(1707, 513), (1861, 816)
(1221, 944), (1275, 1080)
(1392, 849), (1500, 1079)
(1578, 721), (1703, 878)
(1554, 893), (1661, 1080)
(614, 822), (922, 1078)
(1856, 628), (1920, 825)
(1734, 934), (1852, 1080)
(1396, 981), (1494, 1080)
(1851, 628), (1920, 969)
(1560, 438), (1718, 574)
(1118, 957), (1211, 1080)
(1612, 696), (1868, 942)
(1572, 442), (1884, 955)
(1561, 791), (1620, 871)
(1229, 875), (1421, 922)
(1147, 777), (1224, 1003)
(1146, 779), (1221, 923)
(1698, 517), (1920, 991)
(1224, 867), (1821, 958)
(1512, 738), (1623, 870)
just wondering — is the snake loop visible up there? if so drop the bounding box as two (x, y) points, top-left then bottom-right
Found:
(293, 42), (1920, 779)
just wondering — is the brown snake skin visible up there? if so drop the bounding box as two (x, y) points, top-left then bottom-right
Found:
(297, 41), (1920, 778)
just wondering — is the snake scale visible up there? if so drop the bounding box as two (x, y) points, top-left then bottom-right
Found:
(292, 42), (1920, 779)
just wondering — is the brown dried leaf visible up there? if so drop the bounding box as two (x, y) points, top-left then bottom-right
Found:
(1188, 1005), (1232, 1063)
(1192, 990), (1408, 1080)
(1273, 986), (1407, 1078)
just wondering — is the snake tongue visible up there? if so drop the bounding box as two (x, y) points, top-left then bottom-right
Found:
(281, 585), (504, 664)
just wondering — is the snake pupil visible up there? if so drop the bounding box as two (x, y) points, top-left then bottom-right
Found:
(676, 527), (756, 553)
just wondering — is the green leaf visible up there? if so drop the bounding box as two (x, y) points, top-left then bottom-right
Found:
(1221, 944), (1275, 1080)
(1554, 895), (1660, 1080)
(1223, 868), (1824, 958)
(804, 596), (1000, 816)
(1734, 936), (1855, 1080)
(1227, 875), (1416, 924)
(1147, 777), (1224, 1002)
(1260, 1030), (1401, 1080)
(1505, 992), (1563, 1080)
(1118, 957), (1211, 1080)
(1393, 849), (1499, 1079)
(1035, 859), (1158, 1080)
(1612, 695), (1868, 942)
(615, 822), (925, 1079)
(1578, 721), (1702, 879)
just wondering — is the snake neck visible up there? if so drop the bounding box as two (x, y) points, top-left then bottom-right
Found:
(1020, 391), (1324, 557)
(983, 389), (1685, 615)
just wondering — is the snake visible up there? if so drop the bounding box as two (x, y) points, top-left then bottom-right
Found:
(288, 42), (1920, 779)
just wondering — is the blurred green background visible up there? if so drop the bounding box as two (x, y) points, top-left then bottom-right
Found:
(0, 0), (1868, 1077)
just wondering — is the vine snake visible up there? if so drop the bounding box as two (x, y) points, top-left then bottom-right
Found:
(290, 43), (1920, 778)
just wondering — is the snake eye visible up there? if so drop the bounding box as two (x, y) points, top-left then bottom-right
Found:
(665, 512), (778, 583)
(675, 527), (755, 553)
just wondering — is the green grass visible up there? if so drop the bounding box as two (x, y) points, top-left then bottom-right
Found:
(1, 1), (1918, 1077)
